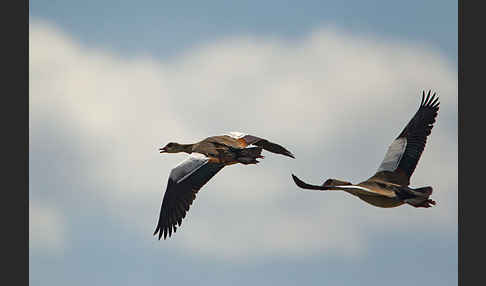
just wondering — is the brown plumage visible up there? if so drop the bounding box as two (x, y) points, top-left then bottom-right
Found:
(154, 132), (294, 240)
(292, 90), (440, 208)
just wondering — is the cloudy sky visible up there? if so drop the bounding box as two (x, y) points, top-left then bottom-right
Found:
(30, 1), (457, 285)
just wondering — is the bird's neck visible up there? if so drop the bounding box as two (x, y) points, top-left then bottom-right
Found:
(178, 144), (194, 154)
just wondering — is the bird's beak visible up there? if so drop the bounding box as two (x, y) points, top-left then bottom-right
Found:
(159, 147), (167, 153)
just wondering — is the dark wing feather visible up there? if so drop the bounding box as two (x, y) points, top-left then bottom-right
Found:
(154, 160), (225, 240)
(292, 174), (334, 190)
(291, 174), (391, 197)
(242, 135), (295, 158)
(373, 90), (439, 185)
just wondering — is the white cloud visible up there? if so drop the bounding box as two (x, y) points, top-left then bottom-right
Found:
(29, 201), (67, 255)
(29, 19), (457, 260)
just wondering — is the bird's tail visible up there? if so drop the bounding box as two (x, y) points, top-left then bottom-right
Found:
(401, 186), (436, 208)
(234, 147), (263, 164)
(409, 186), (433, 197)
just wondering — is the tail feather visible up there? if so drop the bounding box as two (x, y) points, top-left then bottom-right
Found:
(403, 186), (436, 208)
(410, 186), (433, 197)
(235, 147), (263, 164)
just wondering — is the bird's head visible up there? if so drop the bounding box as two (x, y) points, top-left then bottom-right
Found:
(159, 142), (183, 154)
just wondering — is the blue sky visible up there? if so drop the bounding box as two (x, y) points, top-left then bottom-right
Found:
(30, 1), (457, 61)
(30, 1), (457, 285)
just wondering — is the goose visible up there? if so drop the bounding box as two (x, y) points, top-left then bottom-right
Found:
(292, 90), (440, 208)
(154, 132), (294, 239)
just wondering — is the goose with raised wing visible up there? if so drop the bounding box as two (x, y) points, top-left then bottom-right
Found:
(292, 90), (440, 208)
(154, 132), (294, 240)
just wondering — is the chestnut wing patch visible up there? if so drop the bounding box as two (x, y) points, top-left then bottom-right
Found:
(225, 132), (294, 158)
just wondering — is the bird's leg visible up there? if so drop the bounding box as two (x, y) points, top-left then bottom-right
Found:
(410, 198), (437, 208)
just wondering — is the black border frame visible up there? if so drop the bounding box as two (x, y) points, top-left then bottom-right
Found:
(458, 0), (484, 285)
(6, 0), (29, 285)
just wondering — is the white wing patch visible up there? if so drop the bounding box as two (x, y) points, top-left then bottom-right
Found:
(225, 131), (246, 139)
(377, 137), (407, 172)
(169, 153), (210, 183)
(336, 185), (373, 192)
(336, 185), (396, 198)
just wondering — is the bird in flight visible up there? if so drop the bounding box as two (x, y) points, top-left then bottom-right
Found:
(154, 132), (294, 240)
(292, 90), (440, 208)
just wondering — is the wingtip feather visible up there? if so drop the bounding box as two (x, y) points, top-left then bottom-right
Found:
(291, 174), (308, 189)
(420, 90), (441, 109)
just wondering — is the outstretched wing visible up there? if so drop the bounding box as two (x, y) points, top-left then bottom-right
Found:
(291, 174), (393, 197)
(372, 90), (440, 185)
(154, 153), (225, 240)
(226, 131), (295, 158)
